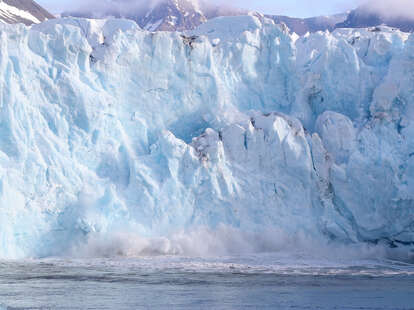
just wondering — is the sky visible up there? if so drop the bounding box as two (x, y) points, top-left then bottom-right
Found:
(36, 0), (361, 18)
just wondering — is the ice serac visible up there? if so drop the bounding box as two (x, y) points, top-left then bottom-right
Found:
(0, 15), (413, 259)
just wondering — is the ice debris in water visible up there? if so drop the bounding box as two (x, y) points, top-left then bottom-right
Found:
(0, 15), (412, 259)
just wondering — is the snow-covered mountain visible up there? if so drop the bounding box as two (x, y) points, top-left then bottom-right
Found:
(64, 0), (414, 34)
(266, 13), (348, 36)
(63, 0), (241, 32)
(337, 6), (414, 32)
(63, 0), (343, 34)
(0, 16), (413, 259)
(133, 0), (206, 31)
(0, 0), (53, 25)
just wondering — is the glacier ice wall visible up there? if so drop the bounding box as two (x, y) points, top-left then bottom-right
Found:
(0, 15), (413, 259)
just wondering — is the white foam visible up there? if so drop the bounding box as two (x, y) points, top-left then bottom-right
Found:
(68, 225), (414, 265)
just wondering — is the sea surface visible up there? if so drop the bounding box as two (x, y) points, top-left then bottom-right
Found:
(0, 254), (413, 310)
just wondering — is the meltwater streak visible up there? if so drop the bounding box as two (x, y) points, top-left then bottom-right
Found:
(0, 256), (414, 309)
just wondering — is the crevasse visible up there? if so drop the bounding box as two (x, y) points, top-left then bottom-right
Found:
(0, 15), (412, 259)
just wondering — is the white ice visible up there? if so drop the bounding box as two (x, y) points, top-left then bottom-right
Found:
(0, 16), (412, 259)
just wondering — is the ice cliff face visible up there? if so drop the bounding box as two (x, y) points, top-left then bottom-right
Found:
(0, 15), (413, 259)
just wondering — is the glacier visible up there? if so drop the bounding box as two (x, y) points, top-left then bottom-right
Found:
(0, 14), (413, 259)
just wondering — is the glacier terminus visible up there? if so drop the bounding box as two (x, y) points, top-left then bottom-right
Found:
(0, 14), (413, 260)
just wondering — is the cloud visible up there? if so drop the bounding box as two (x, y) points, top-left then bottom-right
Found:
(359, 0), (414, 20)
(62, 0), (245, 19)
(45, 0), (360, 18)
(66, 0), (210, 12)
(54, 0), (414, 20)
(67, 0), (151, 16)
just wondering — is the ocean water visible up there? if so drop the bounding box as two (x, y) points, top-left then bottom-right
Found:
(0, 255), (413, 310)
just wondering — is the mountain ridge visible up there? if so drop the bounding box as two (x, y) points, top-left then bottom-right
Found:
(0, 0), (54, 25)
(62, 0), (414, 34)
(337, 6), (414, 32)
